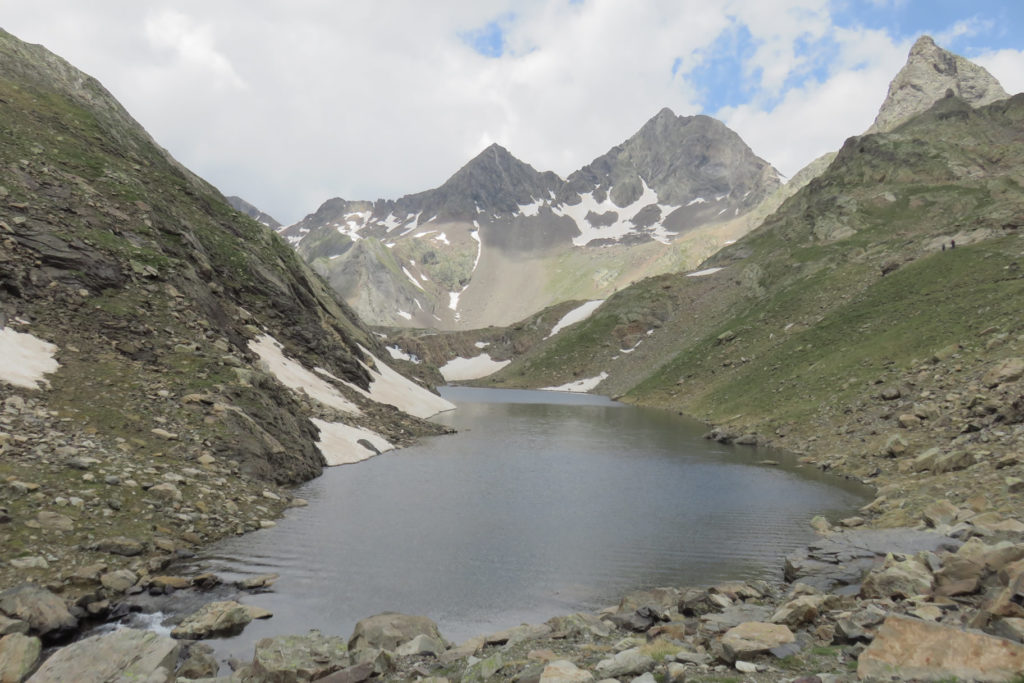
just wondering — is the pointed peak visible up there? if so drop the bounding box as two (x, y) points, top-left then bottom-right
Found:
(867, 34), (1007, 134)
(480, 141), (512, 155)
(655, 106), (677, 120)
(911, 35), (937, 50)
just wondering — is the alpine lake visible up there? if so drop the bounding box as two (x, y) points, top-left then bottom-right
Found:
(163, 387), (872, 662)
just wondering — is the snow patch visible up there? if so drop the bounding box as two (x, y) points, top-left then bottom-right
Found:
(0, 327), (59, 389)
(385, 345), (421, 364)
(686, 197), (706, 206)
(469, 229), (482, 272)
(435, 232), (450, 245)
(541, 372), (609, 393)
(439, 354), (511, 382)
(311, 418), (393, 466)
(448, 291), (460, 311)
(249, 335), (360, 414)
(355, 346), (455, 418)
(547, 300), (604, 338)
(397, 310), (412, 320)
(474, 341), (490, 349)
(686, 267), (724, 277)
(402, 267), (425, 291)
(518, 197), (545, 217)
(554, 179), (676, 246)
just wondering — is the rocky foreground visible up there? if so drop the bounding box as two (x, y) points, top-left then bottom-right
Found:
(2, 443), (1024, 682)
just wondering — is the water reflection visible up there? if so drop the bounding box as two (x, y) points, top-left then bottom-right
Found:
(185, 387), (870, 661)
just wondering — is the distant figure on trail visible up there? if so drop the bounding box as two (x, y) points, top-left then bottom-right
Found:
(951, 239), (956, 249)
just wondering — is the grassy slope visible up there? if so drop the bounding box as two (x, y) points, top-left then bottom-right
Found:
(487, 94), (1024, 439)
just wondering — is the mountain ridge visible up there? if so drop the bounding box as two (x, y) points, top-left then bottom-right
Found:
(280, 106), (781, 328)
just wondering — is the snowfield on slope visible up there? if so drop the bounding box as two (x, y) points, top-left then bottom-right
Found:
(547, 300), (605, 338)
(541, 372), (609, 393)
(250, 334), (454, 466)
(439, 353), (511, 381)
(0, 326), (59, 389)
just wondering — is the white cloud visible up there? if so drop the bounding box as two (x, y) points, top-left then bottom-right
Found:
(0, 1), (1019, 223)
(974, 49), (1024, 96)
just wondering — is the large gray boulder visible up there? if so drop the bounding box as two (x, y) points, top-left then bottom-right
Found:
(347, 612), (444, 655)
(0, 585), (77, 641)
(250, 630), (350, 682)
(170, 601), (262, 640)
(28, 628), (179, 682)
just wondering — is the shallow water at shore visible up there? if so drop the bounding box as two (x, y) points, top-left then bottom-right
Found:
(176, 387), (871, 663)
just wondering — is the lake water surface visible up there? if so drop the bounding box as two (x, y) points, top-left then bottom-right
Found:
(182, 387), (870, 660)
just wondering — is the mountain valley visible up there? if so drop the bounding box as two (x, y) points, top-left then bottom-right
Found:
(1, 26), (1024, 683)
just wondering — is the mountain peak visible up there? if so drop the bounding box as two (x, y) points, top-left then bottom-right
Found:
(867, 34), (1007, 134)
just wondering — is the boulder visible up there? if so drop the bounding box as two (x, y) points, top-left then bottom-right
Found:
(545, 613), (611, 639)
(35, 511), (73, 532)
(539, 659), (594, 683)
(348, 612), (444, 655)
(0, 616), (28, 637)
(859, 554), (934, 599)
(771, 595), (830, 628)
(100, 569), (138, 594)
(982, 357), (1024, 388)
(175, 642), (218, 679)
(28, 628), (178, 682)
(858, 615), (1024, 681)
(461, 652), (504, 683)
(0, 584), (77, 640)
(251, 631), (350, 682)
(170, 600), (255, 639)
(932, 450), (975, 473)
(394, 633), (445, 657)
(922, 499), (960, 528)
(318, 660), (375, 683)
(594, 647), (654, 678)
(0, 633), (41, 683)
(94, 537), (145, 556)
(719, 622), (794, 663)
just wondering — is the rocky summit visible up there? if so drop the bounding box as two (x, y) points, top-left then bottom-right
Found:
(280, 108), (781, 330)
(867, 35), (1008, 134)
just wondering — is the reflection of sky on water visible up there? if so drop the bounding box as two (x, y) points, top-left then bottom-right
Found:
(188, 387), (870, 662)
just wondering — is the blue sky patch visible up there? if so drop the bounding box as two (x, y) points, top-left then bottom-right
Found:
(459, 14), (516, 58)
(686, 25), (759, 113)
(832, 0), (1024, 55)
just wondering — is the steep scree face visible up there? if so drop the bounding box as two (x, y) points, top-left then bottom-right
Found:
(0, 28), (442, 492)
(281, 109), (781, 329)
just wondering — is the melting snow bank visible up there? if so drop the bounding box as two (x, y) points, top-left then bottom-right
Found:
(249, 335), (361, 414)
(311, 418), (394, 466)
(547, 300), (605, 338)
(439, 354), (511, 382)
(541, 372), (609, 393)
(355, 345), (455, 419)
(250, 334), (454, 466)
(0, 327), (60, 389)
(686, 267), (724, 277)
(385, 345), (421, 364)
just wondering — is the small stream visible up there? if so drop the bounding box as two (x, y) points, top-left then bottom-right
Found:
(167, 387), (871, 663)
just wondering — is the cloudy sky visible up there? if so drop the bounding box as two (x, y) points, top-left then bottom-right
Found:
(4, 1), (1023, 224)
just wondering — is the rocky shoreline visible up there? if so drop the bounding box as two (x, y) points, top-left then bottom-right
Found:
(3, 380), (1024, 681)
